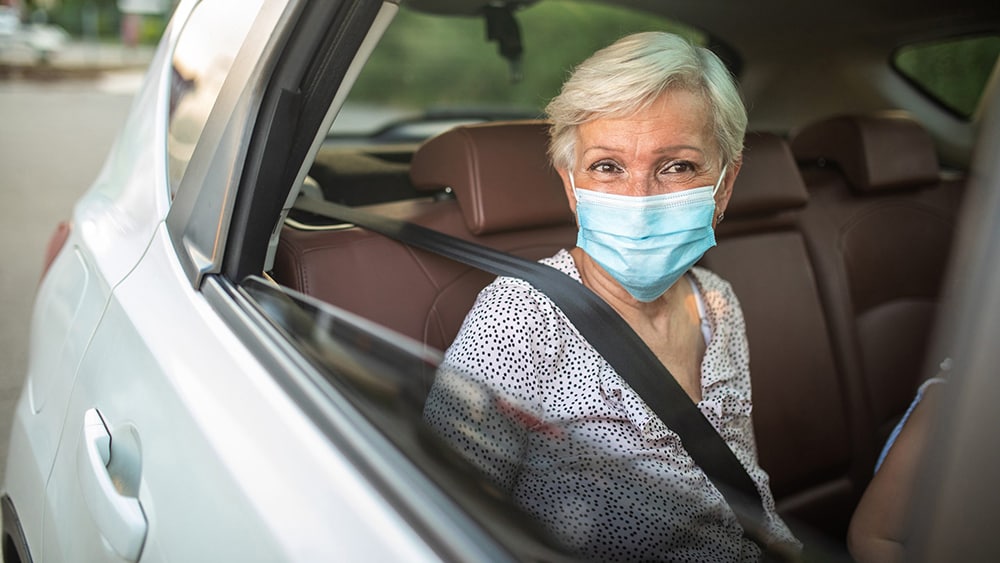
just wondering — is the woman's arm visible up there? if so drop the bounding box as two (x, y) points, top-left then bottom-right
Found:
(848, 381), (942, 563)
(422, 279), (549, 490)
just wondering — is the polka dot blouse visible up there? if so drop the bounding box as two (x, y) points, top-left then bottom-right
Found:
(423, 249), (799, 561)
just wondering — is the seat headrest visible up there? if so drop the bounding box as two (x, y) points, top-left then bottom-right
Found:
(409, 121), (575, 235)
(726, 132), (809, 218)
(790, 114), (939, 192)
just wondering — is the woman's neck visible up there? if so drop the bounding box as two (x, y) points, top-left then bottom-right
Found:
(569, 247), (694, 327)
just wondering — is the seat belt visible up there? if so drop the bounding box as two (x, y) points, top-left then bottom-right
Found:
(291, 195), (779, 553)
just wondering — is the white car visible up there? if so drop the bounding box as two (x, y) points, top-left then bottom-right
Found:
(3, 0), (1000, 561)
(0, 7), (68, 61)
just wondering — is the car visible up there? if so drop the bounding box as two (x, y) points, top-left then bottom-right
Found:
(3, 0), (1000, 561)
(0, 6), (69, 63)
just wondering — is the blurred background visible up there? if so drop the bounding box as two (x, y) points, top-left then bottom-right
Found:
(0, 0), (173, 480)
(1, 0), (171, 70)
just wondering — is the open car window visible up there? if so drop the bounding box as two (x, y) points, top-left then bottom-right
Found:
(328, 0), (706, 143)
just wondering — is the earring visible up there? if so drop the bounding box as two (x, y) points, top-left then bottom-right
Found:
(717, 212), (725, 224)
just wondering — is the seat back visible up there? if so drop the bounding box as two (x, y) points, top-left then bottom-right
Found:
(272, 121), (576, 353)
(701, 133), (860, 538)
(791, 114), (964, 446)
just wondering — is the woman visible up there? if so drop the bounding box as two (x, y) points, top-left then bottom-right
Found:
(424, 32), (797, 561)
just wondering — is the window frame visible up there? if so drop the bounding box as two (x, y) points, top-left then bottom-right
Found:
(164, 0), (299, 288)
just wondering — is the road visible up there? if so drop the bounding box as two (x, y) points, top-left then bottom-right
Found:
(0, 72), (141, 481)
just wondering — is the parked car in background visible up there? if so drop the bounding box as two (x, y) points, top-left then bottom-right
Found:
(3, 0), (1000, 561)
(0, 6), (68, 62)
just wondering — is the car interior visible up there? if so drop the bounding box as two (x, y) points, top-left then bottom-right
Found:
(239, 0), (991, 557)
(268, 109), (963, 550)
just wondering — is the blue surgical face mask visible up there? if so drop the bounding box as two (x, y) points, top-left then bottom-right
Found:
(571, 165), (727, 302)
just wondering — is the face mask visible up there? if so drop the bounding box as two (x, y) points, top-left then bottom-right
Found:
(571, 165), (727, 302)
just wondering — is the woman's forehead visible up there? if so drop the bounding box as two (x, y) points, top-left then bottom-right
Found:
(576, 91), (715, 157)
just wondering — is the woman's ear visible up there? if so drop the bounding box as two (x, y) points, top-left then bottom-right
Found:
(556, 167), (578, 215)
(715, 155), (742, 223)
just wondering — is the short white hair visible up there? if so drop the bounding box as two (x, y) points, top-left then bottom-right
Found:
(545, 32), (747, 171)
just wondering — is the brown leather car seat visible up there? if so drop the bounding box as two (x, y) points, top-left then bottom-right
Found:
(791, 114), (964, 450)
(700, 132), (861, 541)
(272, 121), (576, 354)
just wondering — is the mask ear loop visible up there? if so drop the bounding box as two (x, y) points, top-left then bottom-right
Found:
(713, 163), (729, 225)
(712, 163), (729, 196)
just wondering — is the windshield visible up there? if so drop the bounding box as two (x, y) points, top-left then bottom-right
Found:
(329, 0), (706, 139)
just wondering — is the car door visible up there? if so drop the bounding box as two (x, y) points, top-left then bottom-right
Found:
(33, 1), (441, 561)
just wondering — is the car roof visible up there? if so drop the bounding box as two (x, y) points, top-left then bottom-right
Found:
(409, 0), (1000, 44)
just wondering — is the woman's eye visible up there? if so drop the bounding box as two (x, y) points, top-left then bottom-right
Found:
(661, 161), (695, 175)
(588, 161), (623, 175)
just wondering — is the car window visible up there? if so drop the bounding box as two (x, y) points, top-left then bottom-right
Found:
(893, 34), (1000, 119)
(167, 0), (266, 196)
(241, 277), (577, 560)
(329, 0), (706, 140)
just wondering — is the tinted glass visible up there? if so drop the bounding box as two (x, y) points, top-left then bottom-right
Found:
(241, 277), (576, 561)
(894, 35), (1000, 118)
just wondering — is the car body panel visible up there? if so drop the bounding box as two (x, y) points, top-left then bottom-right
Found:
(36, 223), (439, 561)
(4, 238), (114, 560)
(3, 7), (187, 558)
(71, 15), (179, 293)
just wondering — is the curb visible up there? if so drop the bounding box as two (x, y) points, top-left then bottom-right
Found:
(0, 62), (148, 81)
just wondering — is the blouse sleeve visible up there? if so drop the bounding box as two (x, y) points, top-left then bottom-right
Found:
(422, 278), (552, 491)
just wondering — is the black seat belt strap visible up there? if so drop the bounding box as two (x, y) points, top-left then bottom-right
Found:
(291, 196), (773, 547)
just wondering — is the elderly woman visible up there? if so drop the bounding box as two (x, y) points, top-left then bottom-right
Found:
(424, 32), (798, 561)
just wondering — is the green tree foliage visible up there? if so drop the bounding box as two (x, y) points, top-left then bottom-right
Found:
(347, 1), (703, 112)
(38, 0), (169, 43)
(895, 35), (1000, 117)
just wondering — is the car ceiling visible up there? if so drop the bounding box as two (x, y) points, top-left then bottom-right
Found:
(407, 0), (1000, 54)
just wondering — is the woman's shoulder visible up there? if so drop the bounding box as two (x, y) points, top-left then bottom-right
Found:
(538, 248), (580, 279)
(483, 249), (578, 299)
(690, 266), (739, 304)
(465, 249), (578, 327)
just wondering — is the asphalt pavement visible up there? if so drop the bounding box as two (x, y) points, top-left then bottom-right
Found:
(0, 39), (153, 482)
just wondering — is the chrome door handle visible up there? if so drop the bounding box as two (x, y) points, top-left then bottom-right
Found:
(77, 408), (147, 562)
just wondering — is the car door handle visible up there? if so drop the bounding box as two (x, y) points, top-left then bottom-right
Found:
(77, 408), (147, 562)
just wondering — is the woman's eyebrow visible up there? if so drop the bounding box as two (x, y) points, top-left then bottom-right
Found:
(581, 144), (707, 158)
(651, 145), (706, 156)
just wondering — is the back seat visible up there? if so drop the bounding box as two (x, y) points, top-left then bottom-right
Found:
(272, 115), (963, 546)
(272, 121), (576, 353)
(700, 133), (860, 540)
(790, 114), (964, 449)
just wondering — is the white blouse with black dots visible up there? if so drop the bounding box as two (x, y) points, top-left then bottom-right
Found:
(423, 249), (799, 562)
